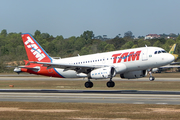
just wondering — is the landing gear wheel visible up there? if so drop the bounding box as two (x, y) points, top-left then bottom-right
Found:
(85, 81), (93, 88)
(149, 76), (155, 81)
(106, 81), (115, 88)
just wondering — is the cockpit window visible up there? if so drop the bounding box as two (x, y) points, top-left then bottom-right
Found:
(154, 50), (167, 54)
(161, 50), (167, 53)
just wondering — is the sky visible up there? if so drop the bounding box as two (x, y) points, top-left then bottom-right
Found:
(0, 0), (180, 38)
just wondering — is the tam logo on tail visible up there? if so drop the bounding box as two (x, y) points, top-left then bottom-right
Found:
(24, 36), (45, 61)
(21, 33), (51, 62)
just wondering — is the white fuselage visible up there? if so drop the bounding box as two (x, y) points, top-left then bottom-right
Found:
(52, 47), (174, 78)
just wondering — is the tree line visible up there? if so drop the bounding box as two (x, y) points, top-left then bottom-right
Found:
(1, 29), (180, 73)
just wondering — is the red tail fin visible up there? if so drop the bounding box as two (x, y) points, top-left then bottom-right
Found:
(21, 33), (51, 62)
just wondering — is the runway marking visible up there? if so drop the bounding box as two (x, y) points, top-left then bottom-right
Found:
(156, 103), (168, 105)
(133, 102), (145, 104)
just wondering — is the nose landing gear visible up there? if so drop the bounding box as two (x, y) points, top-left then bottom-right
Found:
(149, 69), (155, 81)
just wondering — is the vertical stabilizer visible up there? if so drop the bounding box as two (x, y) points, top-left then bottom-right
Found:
(21, 33), (51, 62)
(169, 44), (176, 54)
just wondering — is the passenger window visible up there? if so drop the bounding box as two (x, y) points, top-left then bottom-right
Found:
(158, 51), (161, 54)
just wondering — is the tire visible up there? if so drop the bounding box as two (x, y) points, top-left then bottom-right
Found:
(107, 81), (115, 87)
(85, 82), (93, 88)
(149, 76), (155, 81)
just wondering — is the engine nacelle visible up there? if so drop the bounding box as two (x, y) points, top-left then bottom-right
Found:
(120, 70), (147, 79)
(90, 67), (116, 79)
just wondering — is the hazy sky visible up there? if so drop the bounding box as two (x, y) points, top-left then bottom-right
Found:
(0, 0), (180, 38)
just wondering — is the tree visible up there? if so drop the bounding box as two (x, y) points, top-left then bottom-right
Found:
(121, 41), (134, 49)
(138, 39), (151, 47)
(153, 40), (162, 47)
(34, 30), (41, 39)
(138, 36), (144, 39)
(124, 31), (134, 39)
(106, 37), (126, 49)
(41, 33), (50, 39)
(0, 29), (7, 37)
(98, 41), (107, 52)
(104, 44), (115, 52)
(56, 35), (64, 41)
(80, 46), (91, 55)
(176, 35), (180, 41)
(74, 37), (86, 51)
(81, 30), (94, 40)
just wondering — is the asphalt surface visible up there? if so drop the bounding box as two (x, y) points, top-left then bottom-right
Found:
(0, 91), (180, 105)
(0, 76), (180, 105)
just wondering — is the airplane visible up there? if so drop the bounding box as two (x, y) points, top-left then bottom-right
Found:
(169, 44), (178, 61)
(14, 33), (175, 88)
(152, 44), (180, 73)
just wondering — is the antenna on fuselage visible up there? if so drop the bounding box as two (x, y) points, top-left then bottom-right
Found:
(145, 45), (147, 47)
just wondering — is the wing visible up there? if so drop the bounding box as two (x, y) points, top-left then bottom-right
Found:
(159, 65), (180, 69)
(170, 62), (180, 65)
(29, 61), (110, 73)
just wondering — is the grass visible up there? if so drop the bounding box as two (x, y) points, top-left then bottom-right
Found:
(0, 102), (180, 120)
(1, 79), (180, 91)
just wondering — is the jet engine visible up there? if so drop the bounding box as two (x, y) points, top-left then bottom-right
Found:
(89, 67), (116, 79)
(120, 70), (147, 79)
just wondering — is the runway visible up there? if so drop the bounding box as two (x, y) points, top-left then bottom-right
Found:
(0, 76), (180, 105)
(0, 89), (180, 105)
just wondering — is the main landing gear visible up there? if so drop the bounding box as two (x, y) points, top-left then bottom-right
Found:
(107, 67), (115, 87)
(85, 67), (116, 88)
(84, 78), (93, 88)
(149, 69), (155, 81)
(84, 79), (115, 88)
(106, 78), (115, 88)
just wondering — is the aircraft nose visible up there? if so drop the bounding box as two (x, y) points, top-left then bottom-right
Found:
(168, 54), (175, 63)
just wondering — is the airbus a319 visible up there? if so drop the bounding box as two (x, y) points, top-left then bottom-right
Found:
(14, 33), (174, 88)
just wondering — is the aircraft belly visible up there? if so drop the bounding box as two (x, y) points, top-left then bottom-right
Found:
(54, 68), (78, 78)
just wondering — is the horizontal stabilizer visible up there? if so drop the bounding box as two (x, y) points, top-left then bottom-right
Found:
(14, 66), (40, 73)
